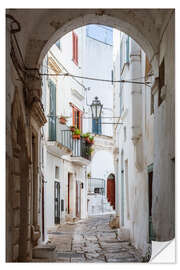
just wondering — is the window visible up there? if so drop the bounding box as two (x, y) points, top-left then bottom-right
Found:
(72, 31), (78, 65)
(145, 56), (151, 81)
(92, 117), (102, 134)
(48, 79), (56, 141)
(72, 104), (82, 131)
(126, 36), (130, 63)
(55, 166), (59, 179)
(158, 58), (165, 106)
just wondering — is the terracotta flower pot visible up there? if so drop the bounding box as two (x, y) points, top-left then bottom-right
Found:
(72, 134), (80, 139)
(59, 117), (67, 125)
(86, 138), (94, 144)
(70, 126), (76, 132)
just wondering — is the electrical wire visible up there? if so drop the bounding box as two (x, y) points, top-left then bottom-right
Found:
(6, 14), (152, 89)
(39, 72), (152, 87)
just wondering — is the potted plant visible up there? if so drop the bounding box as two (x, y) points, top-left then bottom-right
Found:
(81, 132), (90, 142)
(87, 172), (91, 178)
(72, 128), (81, 139)
(59, 115), (67, 125)
(70, 125), (76, 132)
(88, 135), (94, 145)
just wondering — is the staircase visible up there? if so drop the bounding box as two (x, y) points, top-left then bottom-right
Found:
(88, 193), (115, 216)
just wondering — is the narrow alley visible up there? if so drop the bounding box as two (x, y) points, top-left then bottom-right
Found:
(6, 9), (175, 263)
(35, 215), (142, 262)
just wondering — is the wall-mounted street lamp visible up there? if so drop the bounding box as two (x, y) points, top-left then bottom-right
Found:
(90, 96), (103, 123)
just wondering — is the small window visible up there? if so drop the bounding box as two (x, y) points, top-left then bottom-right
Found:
(72, 105), (82, 131)
(158, 59), (165, 106)
(145, 56), (151, 81)
(126, 36), (130, 63)
(55, 166), (60, 179)
(72, 32), (78, 65)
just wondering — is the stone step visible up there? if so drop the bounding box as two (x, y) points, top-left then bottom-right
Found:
(32, 244), (56, 260)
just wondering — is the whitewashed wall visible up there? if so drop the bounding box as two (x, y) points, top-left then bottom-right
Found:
(82, 29), (113, 136)
(113, 30), (154, 255)
(41, 27), (88, 243)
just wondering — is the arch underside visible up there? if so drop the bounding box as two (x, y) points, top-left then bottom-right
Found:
(6, 9), (170, 76)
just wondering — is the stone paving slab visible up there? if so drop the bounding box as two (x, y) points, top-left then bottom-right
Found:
(47, 214), (142, 263)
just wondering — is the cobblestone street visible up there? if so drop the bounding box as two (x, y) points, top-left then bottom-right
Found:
(47, 215), (142, 263)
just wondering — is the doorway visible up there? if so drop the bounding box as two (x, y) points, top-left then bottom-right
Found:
(54, 181), (60, 224)
(148, 164), (156, 242)
(76, 181), (81, 217)
(107, 174), (115, 209)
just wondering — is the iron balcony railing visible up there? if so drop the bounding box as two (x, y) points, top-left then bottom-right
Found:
(48, 115), (91, 160)
(72, 137), (91, 161)
(88, 178), (105, 194)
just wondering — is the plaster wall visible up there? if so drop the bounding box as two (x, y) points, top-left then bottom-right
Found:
(113, 30), (154, 254)
(82, 31), (113, 136)
(152, 14), (175, 241)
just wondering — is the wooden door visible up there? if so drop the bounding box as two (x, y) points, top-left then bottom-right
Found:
(68, 173), (70, 214)
(148, 165), (156, 242)
(54, 181), (60, 224)
(107, 179), (115, 209)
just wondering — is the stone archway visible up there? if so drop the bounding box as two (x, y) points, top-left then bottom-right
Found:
(6, 9), (175, 261)
(9, 87), (31, 262)
(6, 9), (166, 77)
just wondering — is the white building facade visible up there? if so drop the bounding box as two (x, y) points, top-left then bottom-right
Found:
(41, 27), (90, 242)
(82, 25), (115, 216)
(41, 25), (116, 242)
(113, 30), (154, 256)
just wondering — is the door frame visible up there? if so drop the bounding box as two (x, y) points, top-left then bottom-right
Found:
(147, 163), (156, 242)
(54, 181), (60, 224)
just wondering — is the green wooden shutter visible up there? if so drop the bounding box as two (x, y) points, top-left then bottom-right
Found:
(126, 36), (129, 63)
(48, 80), (56, 141)
(92, 118), (101, 134)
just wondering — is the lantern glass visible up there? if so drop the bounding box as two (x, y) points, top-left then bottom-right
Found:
(90, 96), (103, 119)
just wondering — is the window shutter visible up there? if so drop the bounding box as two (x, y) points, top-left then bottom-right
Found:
(72, 106), (75, 126)
(72, 32), (78, 65)
(48, 80), (56, 140)
(92, 119), (96, 134)
(126, 36), (129, 63)
(92, 118), (101, 134)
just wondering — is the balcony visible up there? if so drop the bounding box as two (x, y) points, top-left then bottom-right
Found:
(47, 116), (72, 157)
(47, 116), (91, 164)
(71, 137), (91, 166)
